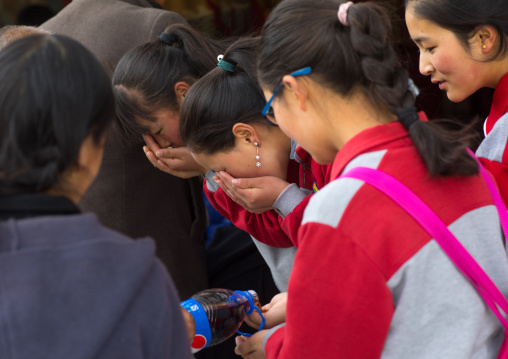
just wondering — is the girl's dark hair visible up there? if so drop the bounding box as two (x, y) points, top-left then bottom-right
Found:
(0, 34), (115, 195)
(179, 36), (274, 154)
(405, 0), (508, 61)
(113, 23), (234, 144)
(258, 0), (478, 177)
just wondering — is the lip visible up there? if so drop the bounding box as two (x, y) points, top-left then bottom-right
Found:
(432, 79), (447, 90)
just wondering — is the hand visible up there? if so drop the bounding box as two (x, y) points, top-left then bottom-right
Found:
(244, 292), (287, 330)
(180, 307), (196, 343)
(215, 171), (290, 214)
(235, 331), (266, 359)
(143, 134), (206, 179)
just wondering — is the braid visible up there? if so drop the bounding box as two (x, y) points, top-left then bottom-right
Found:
(347, 2), (478, 177)
(348, 3), (413, 112)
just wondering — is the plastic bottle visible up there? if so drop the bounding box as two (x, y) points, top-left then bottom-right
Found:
(181, 288), (264, 353)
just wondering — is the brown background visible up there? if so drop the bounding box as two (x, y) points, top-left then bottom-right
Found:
(0, 0), (490, 147)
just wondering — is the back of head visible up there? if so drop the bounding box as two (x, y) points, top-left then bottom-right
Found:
(0, 25), (50, 51)
(179, 36), (268, 154)
(405, 0), (508, 60)
(258, 0), (413, 114)
(113, 23), (234, 144)
(0, 34), (115, 195)
(258, 0), (478, 177)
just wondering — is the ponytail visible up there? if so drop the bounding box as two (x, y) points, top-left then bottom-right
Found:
(258, 0), (478, 177)
(179, 36), (272, 154)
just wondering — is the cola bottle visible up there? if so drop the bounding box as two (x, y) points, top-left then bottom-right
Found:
(181, 288), (261, 353)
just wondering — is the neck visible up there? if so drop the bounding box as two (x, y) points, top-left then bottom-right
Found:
(256, 125), (292, 180)
(490, 59), (508, 88)
(317, 88), (396, 151)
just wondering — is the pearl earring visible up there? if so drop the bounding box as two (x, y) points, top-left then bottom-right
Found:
(254, 142), (261, 167)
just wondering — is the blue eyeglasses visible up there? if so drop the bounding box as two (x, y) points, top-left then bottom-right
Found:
(262, 67), (312, 125)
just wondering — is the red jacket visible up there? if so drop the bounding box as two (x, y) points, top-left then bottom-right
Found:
(203, 143), (332, 248)
(477, 72), (508, 205)
(265, 122), (507, 358)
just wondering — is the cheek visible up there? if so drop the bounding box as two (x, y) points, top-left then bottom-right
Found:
(162, 127), (183, 147)
(431, 52), (457, 75)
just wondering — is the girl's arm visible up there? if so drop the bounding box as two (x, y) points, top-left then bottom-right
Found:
(203, 172), (295, 248)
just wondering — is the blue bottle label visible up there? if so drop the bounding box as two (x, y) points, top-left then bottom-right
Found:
(181, 298), (212, 353)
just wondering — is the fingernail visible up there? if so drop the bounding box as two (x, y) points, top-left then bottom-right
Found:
(232, 179), (240, 185)
(156, 151), (162, 157)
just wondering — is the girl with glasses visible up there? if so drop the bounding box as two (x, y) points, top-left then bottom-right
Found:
(235, 0), (508, 358)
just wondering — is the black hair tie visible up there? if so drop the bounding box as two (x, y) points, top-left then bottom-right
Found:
(157, 32), (177, 46)
(398, 107), (419, 129)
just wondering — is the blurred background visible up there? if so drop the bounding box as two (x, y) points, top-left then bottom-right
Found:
(0, 0), (491, 148)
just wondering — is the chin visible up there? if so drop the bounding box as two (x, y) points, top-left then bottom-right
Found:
(445, 90), (470, 103)
(311, 153), (335, 166)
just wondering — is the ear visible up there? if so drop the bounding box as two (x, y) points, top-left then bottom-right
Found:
(75, 134), (105, 170)
(281, 75), (309, 112)
(475, 25), (498, 54)
(174, 81), (192, 106)
(232, 123), (260, 145)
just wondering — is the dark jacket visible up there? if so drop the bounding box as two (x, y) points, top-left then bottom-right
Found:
(41, 0), (208, 300)
(0, 194), (192, 359)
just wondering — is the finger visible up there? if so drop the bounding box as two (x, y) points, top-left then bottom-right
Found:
(142, 134), (160, 152)
(234, 337), (254, 356)
(218, 170), (236, 183)
(144, 147), (161, 167)
(155, 147), (173, 159)
(235, 335), (248, 345)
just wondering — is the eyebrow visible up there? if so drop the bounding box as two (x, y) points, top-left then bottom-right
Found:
(411, 35), (429, 45)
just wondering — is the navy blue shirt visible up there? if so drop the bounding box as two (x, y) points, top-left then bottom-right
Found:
(0, 194), (192, 359)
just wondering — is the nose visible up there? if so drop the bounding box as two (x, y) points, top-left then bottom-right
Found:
(419, 52), (434, 76)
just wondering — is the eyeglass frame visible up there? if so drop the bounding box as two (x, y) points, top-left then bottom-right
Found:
(261, 67), (313, 124)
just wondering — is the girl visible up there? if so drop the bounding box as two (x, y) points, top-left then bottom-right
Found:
(0, 34), (191, 358)
(113, 23), (233, 178)
(405, 0), (508, 205)
(114, 27), (331, 292)
(235, 1), (508, 358)
(179, 36), (332, 251)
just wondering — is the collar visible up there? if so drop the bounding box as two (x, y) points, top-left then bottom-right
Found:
(330, 121), (412, 179)
(0, 194), (80, 221)
(485, 72), (508, 135)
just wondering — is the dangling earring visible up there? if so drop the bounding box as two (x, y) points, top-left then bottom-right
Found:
(254, 142), (261, 167)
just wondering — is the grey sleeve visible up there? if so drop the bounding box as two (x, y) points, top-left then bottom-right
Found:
(204, 171), (219, 192)
(250, 236), (295, 292)
(263, 323), (286, 353)
(273, 183), (311, 218)
(476, 114), (508, 163)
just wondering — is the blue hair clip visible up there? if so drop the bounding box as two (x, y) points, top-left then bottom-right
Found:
(217, 54), (236, 73)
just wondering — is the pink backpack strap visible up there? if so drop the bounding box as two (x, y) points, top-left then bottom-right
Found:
(467, 148), (508, 237)
(339, 165), (508, 357)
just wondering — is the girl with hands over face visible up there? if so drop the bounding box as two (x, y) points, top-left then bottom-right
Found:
(113, 23), (234, 179)
(179, 37), (332, 250)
